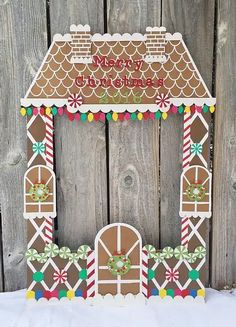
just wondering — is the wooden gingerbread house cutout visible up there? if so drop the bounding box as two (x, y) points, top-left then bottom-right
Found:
(21, 25), (215, 303)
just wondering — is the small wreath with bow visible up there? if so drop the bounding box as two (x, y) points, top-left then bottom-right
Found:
(29, 183), (50, 202)
(186, 183), (205, 202)
(107, 251), (131, 276)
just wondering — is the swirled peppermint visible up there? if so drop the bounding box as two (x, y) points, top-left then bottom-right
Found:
(194, 246), (206, 259)
(25, 249), (38, 261)
(174, 245), (188, 260)
(44, 243), (59, 258)
(162, 247), (174, 259)
(59, 247), (71, 259)
(143, 245), (156, 259)
(77, 245), (91, 260)
(37, 252), (48, 264)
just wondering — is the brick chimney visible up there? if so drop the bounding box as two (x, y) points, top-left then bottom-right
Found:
(70, 24), (92, 63)
(145, 27), (167, 63)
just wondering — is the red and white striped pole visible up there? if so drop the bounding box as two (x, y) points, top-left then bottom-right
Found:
(86, 251), (95, 298)
(181, 110), (191, 247)
(142, 250), (148, 297)
(44, 111), (54, 244)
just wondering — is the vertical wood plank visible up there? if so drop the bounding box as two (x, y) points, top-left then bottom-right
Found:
(161, 0), (215, 277)
(50, 0), (107, 249)
(0, 0), (47, 291)
(107, 0), (161, 247)
(212, 0), (236, 289)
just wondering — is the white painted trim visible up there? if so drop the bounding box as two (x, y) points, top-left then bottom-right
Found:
(53, 34), (72, 42)
(25, 41), (56, 98)
(146, 26), (166, 32)
(21, 98), (216, 110)
(181, 39), (212, 98)
(166, 32), (182, 40)
(70, 24), (90, 32)
(91, 33), (146, 42)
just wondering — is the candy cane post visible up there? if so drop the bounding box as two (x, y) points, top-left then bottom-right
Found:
(141, 249), (148, 297)
(181, 111), (192, 247)
(86, 250), (95, 298)
(44, 112), (54, 244)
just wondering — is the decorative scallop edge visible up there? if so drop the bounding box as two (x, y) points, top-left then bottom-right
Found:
(70, 24), (91, 32)
(26, 293), (205, 304)
(23, 211), (57, 219)
(179, 211), (212, 219)
(20, 98), (216, 108)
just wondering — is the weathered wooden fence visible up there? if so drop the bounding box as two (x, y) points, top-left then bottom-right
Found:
(0, 0), (235, 291)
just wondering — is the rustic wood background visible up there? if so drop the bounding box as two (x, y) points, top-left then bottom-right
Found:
(0, 0), (235, 291)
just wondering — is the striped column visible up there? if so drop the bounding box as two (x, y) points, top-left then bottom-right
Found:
(181, 111), (192, 247)
(86, 250), (95, 298)
(141, 250), (148, 297)
(44, 112), (54, 244)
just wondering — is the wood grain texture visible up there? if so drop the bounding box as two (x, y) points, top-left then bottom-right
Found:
(212, 0), (236, 289)
(0, 0), (47, 291)
(49, 0), (107, 249)
(161, 1), (215, 283)
(107, 0), (161, 247)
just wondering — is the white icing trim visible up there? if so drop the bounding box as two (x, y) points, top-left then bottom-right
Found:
(21, 98), (216, 111)
(70, 24), (90, 32)
(91, 33), (147, 42)
(181, 39), (212, 98)
(23, 212), (57, 219)
(70, 56), (93, 64)
(146, 26), (166, 32)
(144, 55), (167, 63)
(27, 293), (205, 304)
(179, 211), (212, 219)
(53, 34), (72, 42)
(166, 32), (183, 40)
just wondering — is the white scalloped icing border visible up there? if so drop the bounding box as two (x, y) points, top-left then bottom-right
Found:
(53, 33), (72, 42)
(70, 24), (91, 32)
(26, 293), (205, 305)
(179, 211), (212, 219)
(146, 26), (166, 32)
(166, 32), (182, 40)
(23, 212), (57, 219)
(21, 98), (216, 112)
(91, 33), (147, 42)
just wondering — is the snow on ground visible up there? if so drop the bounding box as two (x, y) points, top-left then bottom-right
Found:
(0, 288), (235, 327)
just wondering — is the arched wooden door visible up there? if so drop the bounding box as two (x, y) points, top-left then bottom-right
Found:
(95, 223), (142, 296)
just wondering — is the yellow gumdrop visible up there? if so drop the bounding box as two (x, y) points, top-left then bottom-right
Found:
(112, 112), (118, 121)
(20, 107), (26, 117)
(197, 289), (205, 297)
(209, 105), (215, 113)
(88, 113), (94, 122)
(45, 107), (51, 115)
(162, 112), (168, 120)
(26, 291), (35, 299)
(159, 289), (167, 299)
(137, 112), (143, 121)
(67, 290), (75, 299)
(185, 106), (191, 113)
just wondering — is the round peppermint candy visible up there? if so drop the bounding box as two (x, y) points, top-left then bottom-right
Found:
(194, 246), (206, 259)
(77, 245), (91, 260)
(59, 247), (71, 259)
(143, 245), (156, 259)
(162, 246), (174, 259)
(174, 245), (188, 260)
(25, 249), (38, 261)
(37, 252), (48, 264)
(44, 243), (59, 258)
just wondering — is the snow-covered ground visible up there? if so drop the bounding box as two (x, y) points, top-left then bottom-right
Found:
(0, 289), (235, 327)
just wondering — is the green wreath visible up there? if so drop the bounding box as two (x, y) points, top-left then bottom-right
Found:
(107, 254), (131, 276)
(29, 183), (50, 202)
(186, 183), (205, 202)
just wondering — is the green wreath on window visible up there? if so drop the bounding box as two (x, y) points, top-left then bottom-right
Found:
(186, 183), (205, 202)
(29, 183), (50, 202)
(107, 252), (131, 276)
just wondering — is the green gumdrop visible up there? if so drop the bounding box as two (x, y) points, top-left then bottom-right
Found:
(79, 269), (87, 280)
(155, 111), (161, 119)
(167, 289), (174, 298)
(148, 268), (155, 280)
(178, 105), (184, 114)
(131, 113), (136, 120)
(203, 104), (209, 113)
(33, 271), (44, 282)
(81, 113), (87, 121)
(59, 289), (67, 298)
(188, 269), (199, 281)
